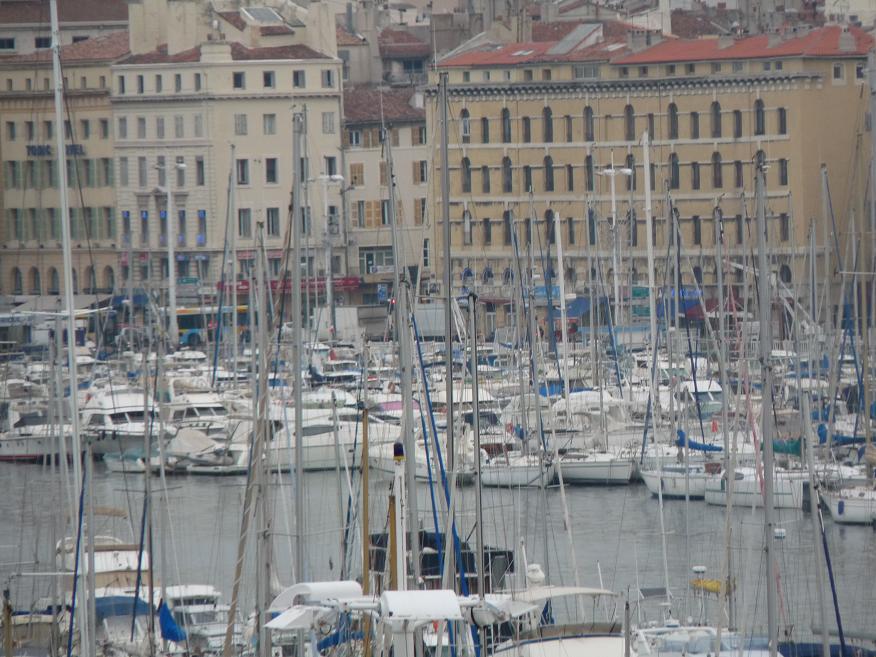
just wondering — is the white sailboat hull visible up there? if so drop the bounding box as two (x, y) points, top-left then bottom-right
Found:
(704, 473), (804, 509)
(559, 454), (633, 485)
(0, 428), (78, 462)
(825, 488), (876, 524)
(641, 468), (709, 499)
(481, 457), (555, 488)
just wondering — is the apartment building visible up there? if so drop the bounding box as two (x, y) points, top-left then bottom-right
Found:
(342, 85), (430, 308)
(0, 30), (130, 297)
(111, 1), (345, 303)
(0, 0), (127, 56)
(430, 24), (872, 329)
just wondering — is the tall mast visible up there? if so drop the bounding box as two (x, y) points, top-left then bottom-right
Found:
(292, 113), (306, 581)
(438, 71), (456, 591)
(754, 165), (779, 657)
(230, 144), (239, 364)
(48, 1), (89, 654)
(385, 126), (420, 586)
(468, 292), (484, 598)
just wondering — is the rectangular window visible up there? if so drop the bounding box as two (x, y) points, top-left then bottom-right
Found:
(117, 75), (126, 94)
(732, 61), (743, 72)
(734, 160), (743, 188)
(175, 156), (185, 187)
(692, 215), (702, 245)
(265, 157), (278, 184)
(350, 162), (364, 186)
(233, 71), (245, 89)
(267, 207), (280, 236)
(25, 121), (34, 141)
(685, 63), (696, 75)
(154, 74), (162, 92)
(174, 115), (184, 138)
(322, 112), (335, 134)
(194, 73), (202, 91)
(101, 158), (113, 186)
(234, 113), (247, 135)
(137, 116), (146, 139)
(137, 74), (144, 93)
(263, 70), (275, 88)
(711, 62), (721, 73)
(6, 161), (20, 189)
(156, 155), (166, 187)
(156, 116), (165, 138)
(263, 113), (276, 135)
(79, 119), (90, 139)
(348, 129), (362, 147)
(293, 70), (306, 88)
(355, 200), (366, 227)
(780, 213), (790, 242)
(118, 117), (127, 139)
(321, 69), (334, 88)
(44, 120), (53, 140)
(99, 118), (109, 138)
(194, 114), (203, 137)
(236, 159), (249, 185)
(197, 210), (207, 245)
(0, 38), (16, 50)
(196, 156), (205, 186)
(119, 157), (129, 186)
(325, 156), (337, 177)
(5, 121), (14, 141)
(238, 208), (252, 237)
(174, 73), (182, 92)
(138, 156), (147, 187)
(778, 158), (788, 186)
(381, 200), (390, 225)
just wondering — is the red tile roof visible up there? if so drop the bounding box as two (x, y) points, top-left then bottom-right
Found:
(260, 25), (294, 36)
(531, 18), (643, 42)
(343, 85), (424, 124)
(336, 24), (366, 46)
(439, 37), (628, 67)
(378, 27), (431, 59)
(120, 40), (329, 65)
(670, 9), (731, 39)
(0, 30), (129, 64)
(217, 11), (247, 31)
(0, 0), (127, 24)
(616, 25), (873, 64)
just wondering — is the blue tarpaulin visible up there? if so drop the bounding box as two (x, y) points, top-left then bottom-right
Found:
(675, 429), (722, 452)
(94, 596), (151, 623)
(158, 600), (187, 642)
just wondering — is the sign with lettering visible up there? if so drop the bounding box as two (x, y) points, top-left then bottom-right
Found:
(26, 144), (85, 157)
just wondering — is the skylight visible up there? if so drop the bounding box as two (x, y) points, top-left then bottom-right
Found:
(242, 7), (284, 24)
(512, 49), (534, 56)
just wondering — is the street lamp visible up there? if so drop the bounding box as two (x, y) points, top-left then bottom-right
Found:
(597, 155), (633, 328)
(309, 174), (344, 339)
(155, 157), (187, 349)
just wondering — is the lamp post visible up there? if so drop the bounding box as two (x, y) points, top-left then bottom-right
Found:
(156, 157), (187, 349)
(310, 174), (344, 339)
(598, 155), (633, 330)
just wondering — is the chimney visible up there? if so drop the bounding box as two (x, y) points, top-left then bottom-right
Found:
(346, 2), (355, 33)
(838, 25), (856, 52)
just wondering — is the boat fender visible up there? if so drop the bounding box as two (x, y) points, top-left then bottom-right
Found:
(837, 500), (845, 515)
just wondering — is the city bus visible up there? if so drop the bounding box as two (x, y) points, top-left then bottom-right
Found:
(176, 305), (249, 347)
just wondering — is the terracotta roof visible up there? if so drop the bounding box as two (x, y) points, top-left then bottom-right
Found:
(336, 24), (366, 46)
(439, 37), (628, 67)
(532, 21), (588, 42)
(119, 40), (329, 65)
(343, 85), (424, 124)
(217, 10), (247, 31)
(378, 27), (430, 59)
(260, 25), (294, 36)
(0, 30), (129, 64)
(670, 9), (731, 39)
(0, 0), (127, 24)
(615, 25), (873, 64)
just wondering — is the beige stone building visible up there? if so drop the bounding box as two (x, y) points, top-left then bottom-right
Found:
(342, 85), (431, 310)
(0, 30), (130, 297)
(430, 24), (873, 330)
(110, 0), (345, 331)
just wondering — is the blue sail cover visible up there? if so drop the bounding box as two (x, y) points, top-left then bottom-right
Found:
(158, 600), (187, 642)
(94, 596), (151, 623)
(675, 429), (722, 452)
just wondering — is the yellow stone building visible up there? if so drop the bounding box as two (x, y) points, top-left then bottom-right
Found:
(430, 24), (872, 330)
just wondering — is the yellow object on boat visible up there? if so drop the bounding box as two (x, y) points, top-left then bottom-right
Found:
(690, 578), (727, 594)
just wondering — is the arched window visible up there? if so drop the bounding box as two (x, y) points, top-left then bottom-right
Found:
(755, 149), (766, 170)
(482, 217), (492, 245)
(543, 156), (554, 192)
(543, 106), (553, 142)
(564, 115), (573, 142)
(584, 106), (594, 141)
(462, 210), (472, 245)
(501, 108), (511, 142)
(103, 266), (115, 292)
(689, 111), (700, 139)
(668, 103), (678, 140)
(691, 161), (701, 190)
(29, 267), (40, 294)
(460, 108), (471, 143)
(85, 266), (96, 293)
(482, 266), (494, 284)
(585, 155), (594, 191)
(11, 267), (22, 294)
(522, 116), (531, 143)
(777, 107), (787, 135)
(481, 116), (490, 144)
(545, 210), (555, 244)
(669, 153), (680, 189)
(48, 267), (59, 294)
(754, 99), (765, 136)
(624, 104), (635, 141)
(502, 157), (512, 193)
(626, 153), (636, 191)
(712, 152), (723, 189)
(779, 264), (792, 284)
(481, 165), (490, 193)
(503, 210), (513, 245)
(461, 157), (471, 193)
(503, 267), (514, 285)
(711, 101), (722, 138)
